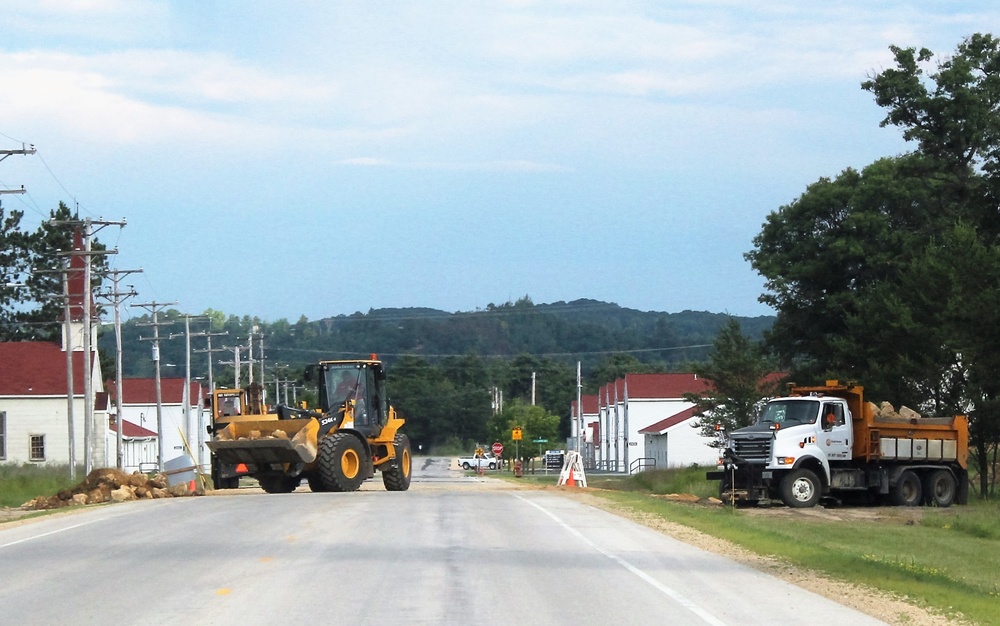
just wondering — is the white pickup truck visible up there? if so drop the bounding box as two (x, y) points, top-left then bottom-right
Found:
(458, 454), (498, 470)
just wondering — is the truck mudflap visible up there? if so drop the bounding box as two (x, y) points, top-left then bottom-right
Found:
(206, 419), (320, 466)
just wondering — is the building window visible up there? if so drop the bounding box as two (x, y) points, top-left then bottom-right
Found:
(0, 411), (5, 460)
(29, 434), (45, 462)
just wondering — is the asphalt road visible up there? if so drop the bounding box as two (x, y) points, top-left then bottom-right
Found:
(0, 457), (885, 625)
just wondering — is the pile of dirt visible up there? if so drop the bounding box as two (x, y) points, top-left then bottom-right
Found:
(21, 468), (202, 510)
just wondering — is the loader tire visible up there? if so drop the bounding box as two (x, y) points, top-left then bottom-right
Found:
(382, 433), (412, 492)
(319, 432), (367, 492)
(306, 473), (329, 492)
(257, 474), (301, 494)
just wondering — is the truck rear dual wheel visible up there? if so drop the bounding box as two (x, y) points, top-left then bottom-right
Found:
(890, 470), (922, 506)
(318, 432), (367, 492)
(780, 468), (821, 508)
(382, 433), (412, 492)
(923, 469), (956, 508)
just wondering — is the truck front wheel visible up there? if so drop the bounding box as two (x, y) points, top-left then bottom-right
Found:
(891, 470), (922, 506)
(780, 468), (821, 508)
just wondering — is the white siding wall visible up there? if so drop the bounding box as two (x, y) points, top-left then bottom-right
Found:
(625, 399), (692, 471)
(662, 419), (719, 468)
(0, 396), (89, 465)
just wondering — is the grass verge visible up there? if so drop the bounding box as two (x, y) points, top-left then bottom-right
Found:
(0, 464), (81, 509)
(579, 467), (999, 625)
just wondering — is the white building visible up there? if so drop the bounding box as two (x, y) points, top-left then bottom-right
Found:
(106, 378), (206, 470)
(595, 373), (718, 473)
(0, 231), (107, 468)
(0, 341), (106, 467)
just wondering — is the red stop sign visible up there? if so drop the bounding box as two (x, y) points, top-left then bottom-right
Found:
(492, 442), (504, 455)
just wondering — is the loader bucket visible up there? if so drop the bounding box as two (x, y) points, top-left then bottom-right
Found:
(206, 418), (320, 466)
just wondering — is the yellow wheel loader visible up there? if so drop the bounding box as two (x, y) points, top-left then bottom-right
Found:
(205, 358), (411, 493)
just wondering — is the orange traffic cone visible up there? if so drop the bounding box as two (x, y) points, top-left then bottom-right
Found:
(567, 466), (576, 487)
(188, 479), (197, 492)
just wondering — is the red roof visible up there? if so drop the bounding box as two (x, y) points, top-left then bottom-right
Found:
(106, 378), (203, 405)
(639, 405), (701, 434)
(110, 419), (158, 438)
(0, 342), (92, 396)
(625, 373), (713, 399)
(571, 394), (599, 416)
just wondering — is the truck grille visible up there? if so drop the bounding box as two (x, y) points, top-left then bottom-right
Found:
(731, 435), (772, 464)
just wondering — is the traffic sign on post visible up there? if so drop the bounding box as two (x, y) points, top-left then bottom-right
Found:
(492, 442), (504, 456)
(512, 427), (522, 441)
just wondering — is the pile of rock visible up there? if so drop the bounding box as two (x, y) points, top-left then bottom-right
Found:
(869, 402), (922, 421)
(21, 468), (202, 510)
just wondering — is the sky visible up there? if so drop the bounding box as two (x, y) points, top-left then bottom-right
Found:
(0, 1), (997, 323)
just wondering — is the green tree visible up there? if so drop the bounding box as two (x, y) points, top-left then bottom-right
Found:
(0, 205), (31, 340)
(486, 399), (560, 463)
(685, 318), (783, 436)
(750, 33), (1000, 494)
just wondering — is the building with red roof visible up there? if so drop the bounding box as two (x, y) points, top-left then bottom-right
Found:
(0, 230), (107, 467)
(105, 377), (205, 471)
(588, 371), (786, 472)
(594, 373), (718, 472)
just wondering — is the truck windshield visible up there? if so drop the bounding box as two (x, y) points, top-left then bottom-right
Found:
(758, 400), (819, 425)
(323, 365), (366, 412)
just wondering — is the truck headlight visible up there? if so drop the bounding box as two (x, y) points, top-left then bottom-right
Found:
(777, 457), (795, 465)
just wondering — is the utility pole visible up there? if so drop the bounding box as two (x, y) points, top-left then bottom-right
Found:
(168, 314), (207, 465)
(96, 268), (141, 471)
(52, 218), (123, 474)
(134, 301), (176, 472)
(0, 142), (36, 195)
(576, 362), (582, 456)
(191, 328), (226, 469)
(531, 371), (537, 406)
(192, 330), (228, 392)
(219, 343), (252, 388)
(60, 262), (76, 480)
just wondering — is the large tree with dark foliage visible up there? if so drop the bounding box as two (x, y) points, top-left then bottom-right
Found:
(748, 33), (1000, 496)
(686, 317), (783, 438)
(0, 202), (106, 341)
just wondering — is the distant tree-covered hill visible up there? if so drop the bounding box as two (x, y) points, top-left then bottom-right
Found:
(101, 297), (773, 450)
(105, 296), (773, 382)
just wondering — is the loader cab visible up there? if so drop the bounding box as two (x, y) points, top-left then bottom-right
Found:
(317, 360), (390, 436)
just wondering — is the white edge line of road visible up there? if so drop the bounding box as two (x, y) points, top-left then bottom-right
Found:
(513, 493), (727, 626)
(0, 501), (159, 550)
(0, 518), (105, 549)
